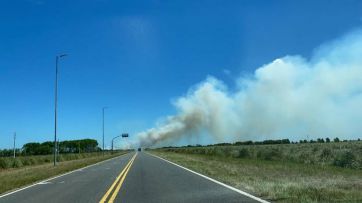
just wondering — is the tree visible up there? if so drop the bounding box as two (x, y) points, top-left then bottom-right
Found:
(22, 143), (41, 155)
(317, 138), (325, 143)
(326, 137), (330, 143)
(21, 139), (99, 155)
(281, 139), (290, 144)
(334, 137), (340, 142)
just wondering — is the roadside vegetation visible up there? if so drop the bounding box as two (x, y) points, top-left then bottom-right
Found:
(0, 151), (122, 169)
(0, 151), (129, 194)
(0, 138), (131, 194)
(150, 139), (362, 203)
(0, 139), (100, 157)
(0, 138), (105, 169)
(157, 139), (362, 169)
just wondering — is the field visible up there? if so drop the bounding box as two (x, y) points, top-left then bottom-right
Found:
(0, 151), (128, 194)
(150, 141), (362, 203)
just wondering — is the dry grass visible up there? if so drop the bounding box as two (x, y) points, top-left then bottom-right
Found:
(0, 152), (128, 194)
(158, 141), (362, 169)
(151, 151), (362, 203)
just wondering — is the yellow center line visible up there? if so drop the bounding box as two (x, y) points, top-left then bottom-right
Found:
(108, 153), (137, 203)
(99, 153), (137, 203)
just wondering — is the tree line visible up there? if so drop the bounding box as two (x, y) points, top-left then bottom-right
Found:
(0, 139), (100, 157)
(160, 137), (361, 149)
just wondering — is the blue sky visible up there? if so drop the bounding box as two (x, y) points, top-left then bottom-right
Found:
(1, 0), (362, 149)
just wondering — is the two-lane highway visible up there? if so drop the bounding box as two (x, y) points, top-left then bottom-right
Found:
(0, 152), (266, 203)
(0, 153), (135, 203)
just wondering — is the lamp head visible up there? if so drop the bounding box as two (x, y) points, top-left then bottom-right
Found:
(59, 54), (67, 58)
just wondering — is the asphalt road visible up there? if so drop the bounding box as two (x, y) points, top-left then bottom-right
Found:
(0, 152), (265, 203)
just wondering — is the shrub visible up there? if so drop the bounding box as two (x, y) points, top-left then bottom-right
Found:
(12, 159), (23, 168)
(214, 148), (229, 157)
(0, 158), (12, 169)
(235, 148), (250, 158)
(43, 156), (52, 163)
(58, 155), (65, 162)
(28, 157), (38, 165)
(319, 148), (332, 161)
(205, 148), (216, 156)
(298, 152), (313, 164)
(21, 157), (31, 166)
(333, 151), (356, 168)
(257, 148), (282, 161)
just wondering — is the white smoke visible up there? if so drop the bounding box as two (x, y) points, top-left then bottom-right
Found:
(137, 30), (362, 147)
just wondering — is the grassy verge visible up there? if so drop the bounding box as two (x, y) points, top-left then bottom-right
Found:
(157, 141), (362, 169)
(0, 152), (128, 194)
(150, 151), (362, 203)
(0, 152), (127, 169)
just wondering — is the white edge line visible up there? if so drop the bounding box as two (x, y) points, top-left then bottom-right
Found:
(0, 153), (131, 198)
(147, 152), (270, 203)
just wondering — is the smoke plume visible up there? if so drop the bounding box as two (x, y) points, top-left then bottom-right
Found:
(137, 30), (362, 147)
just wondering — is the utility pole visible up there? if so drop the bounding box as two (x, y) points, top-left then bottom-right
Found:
(13, 132), (16, 158)
(54, 54), (67, 166)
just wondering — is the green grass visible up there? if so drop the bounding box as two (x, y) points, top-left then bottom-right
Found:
(0, 151), (128, 194)
(0, 152), (126, 169)
(150, 143), (362, 203)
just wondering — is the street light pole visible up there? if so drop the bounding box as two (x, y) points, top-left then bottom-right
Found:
(58, 138), (60, 157)
(54, 54), (67, 167)
(102, 107), (108, 155)
(112, 133), (128, 154)
(111, 135), (121, 154)
(13, 132), (16, 158)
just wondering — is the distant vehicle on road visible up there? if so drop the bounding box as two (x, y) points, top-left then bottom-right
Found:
(138, 148), (141, 152)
